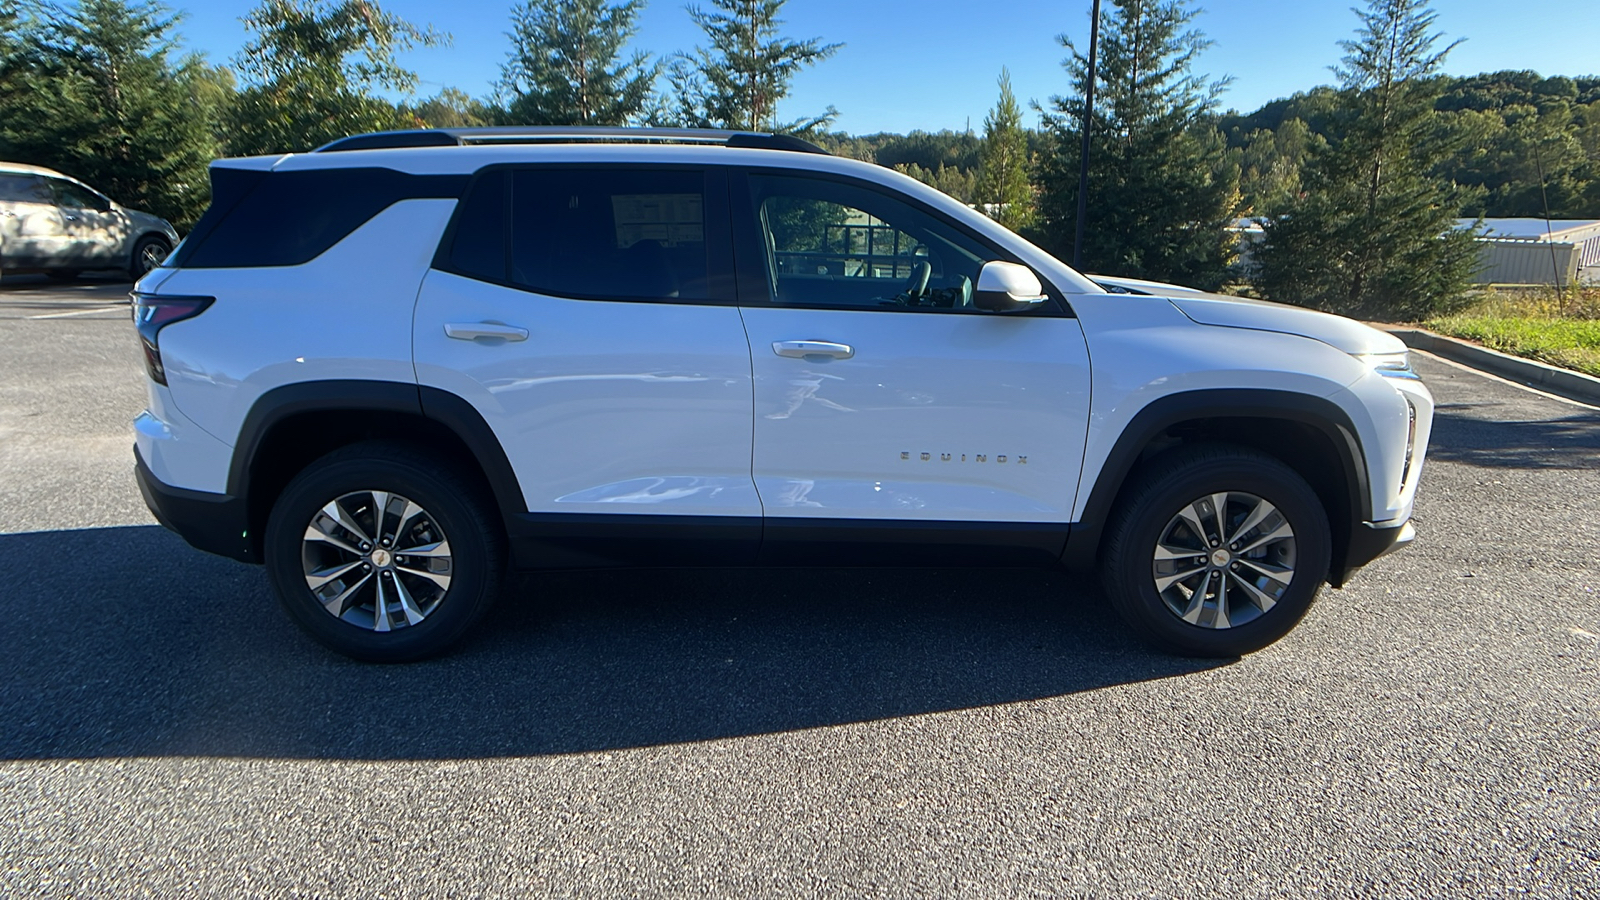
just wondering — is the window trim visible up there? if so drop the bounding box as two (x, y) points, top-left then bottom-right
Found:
(729, 167), (1075, 317)
(430, 162), (738, 307)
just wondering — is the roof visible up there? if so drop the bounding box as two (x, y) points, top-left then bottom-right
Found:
(0, 161), (67, 179)
(314, 127), (828, 155)
(1460, 218), (1600, 242)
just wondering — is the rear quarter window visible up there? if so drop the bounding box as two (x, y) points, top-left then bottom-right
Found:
(172, 167), (467, 269)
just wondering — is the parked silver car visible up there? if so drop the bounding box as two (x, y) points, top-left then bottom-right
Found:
(0, 162), (180, 281)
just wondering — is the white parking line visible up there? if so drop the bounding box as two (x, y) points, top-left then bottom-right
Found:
(27, 306), (126, 320)
(1414, 348), (1600, 412)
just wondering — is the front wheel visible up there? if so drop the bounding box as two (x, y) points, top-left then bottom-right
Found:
(1101, 444), (1332, 657)
(264, 442), (505, 662)
(129, 235), (172, 280)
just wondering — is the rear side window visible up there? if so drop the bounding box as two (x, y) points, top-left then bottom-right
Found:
(442, 167), (726, 303)
(446, 169), (506, 281)
(512, 168), (710, 301)
(173, 168), (466, 269)
(0, 174), (52, 204)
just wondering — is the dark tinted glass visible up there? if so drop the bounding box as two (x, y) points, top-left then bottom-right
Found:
(177, 168), (466, 269)
(0, 174), (52, 203)
(447, 170), (506, 281)
(50, 179), (110, 211)
(509, 168), (709, 301)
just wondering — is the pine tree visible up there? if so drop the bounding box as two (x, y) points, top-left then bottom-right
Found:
(975, 68), (1035, 232)
(1035, 0), (1240, 290)
(227, 0), (444, 155)
(667, 0), (840, 133)
(497, 0), (655, 126)
(1253, 0), (1480, 318)
(0, 0), (225, 228)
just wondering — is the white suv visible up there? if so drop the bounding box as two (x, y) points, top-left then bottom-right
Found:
(131, 127), (1433, 661)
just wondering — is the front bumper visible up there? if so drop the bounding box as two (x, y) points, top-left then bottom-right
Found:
(135, 447), (258, 563)
(1337, 519), (1415, 585)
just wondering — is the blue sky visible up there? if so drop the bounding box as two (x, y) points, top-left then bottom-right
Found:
(171, 0), (1599, 134)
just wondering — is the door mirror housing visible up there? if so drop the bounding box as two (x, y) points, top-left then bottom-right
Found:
(973, 261), (1048, 313)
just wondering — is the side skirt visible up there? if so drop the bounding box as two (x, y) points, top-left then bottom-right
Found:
(506, 513), (1071, 569)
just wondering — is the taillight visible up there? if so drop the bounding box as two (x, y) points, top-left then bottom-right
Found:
(131, 293), (212, 385)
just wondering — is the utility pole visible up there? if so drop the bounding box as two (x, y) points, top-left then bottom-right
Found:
(1073, 0), (1102, 270)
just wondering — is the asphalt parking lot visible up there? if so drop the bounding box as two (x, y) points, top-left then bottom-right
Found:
(1, 276), (1596, 898)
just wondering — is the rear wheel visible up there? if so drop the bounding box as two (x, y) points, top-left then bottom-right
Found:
(1101, 444), (1332, 657)
(264, 442), (505, 662)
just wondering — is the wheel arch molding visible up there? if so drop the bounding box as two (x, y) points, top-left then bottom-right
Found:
(1062, 388), (1372, 585)
(228, 380), (526, 559)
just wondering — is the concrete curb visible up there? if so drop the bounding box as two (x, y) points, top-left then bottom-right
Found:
(1383, 326), (1600, 406)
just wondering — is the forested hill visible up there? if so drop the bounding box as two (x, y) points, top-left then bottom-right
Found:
(813, 71), (1600, 221)
(1220, 71), (1600, 219)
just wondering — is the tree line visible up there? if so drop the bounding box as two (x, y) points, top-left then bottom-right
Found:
(2, 0), (1593, 319)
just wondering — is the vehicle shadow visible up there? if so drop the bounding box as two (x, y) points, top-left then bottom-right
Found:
(0, 525), (1217, 760)
(1428, 402), (1600, 470)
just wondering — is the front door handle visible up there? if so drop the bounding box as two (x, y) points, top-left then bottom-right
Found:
(772, 340), (854, 360)
(444, 322), (529, 342)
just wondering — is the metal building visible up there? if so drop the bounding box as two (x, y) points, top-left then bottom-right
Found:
(1461, 218), (1600, 286)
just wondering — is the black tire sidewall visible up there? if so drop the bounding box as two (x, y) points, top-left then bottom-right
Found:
(130, 236), (170, 279)
(264, 450), (500, 662)
(1106, 451), (1332, 658)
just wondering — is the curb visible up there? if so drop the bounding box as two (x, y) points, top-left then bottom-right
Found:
(1383, 327), (1600, 406)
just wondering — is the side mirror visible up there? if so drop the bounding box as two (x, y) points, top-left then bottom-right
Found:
(973, 261), (1048, 313)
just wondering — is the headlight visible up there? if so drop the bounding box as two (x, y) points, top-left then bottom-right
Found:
(1355, 350), (1420, 380)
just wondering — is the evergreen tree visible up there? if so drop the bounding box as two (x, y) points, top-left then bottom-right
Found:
(404, 87), (494, 128)
(0, 0), (225, 228)
(227, 0), (444, 155)
(1036, 0), (1240, 290)
(975, 68), (1034, 232)
(497, 0), (655, 126)
(1253, 0), (1480, 319)
(666, 0), (840, 133)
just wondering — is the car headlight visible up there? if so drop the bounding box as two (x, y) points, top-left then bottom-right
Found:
(1355, 350), (1420, 380)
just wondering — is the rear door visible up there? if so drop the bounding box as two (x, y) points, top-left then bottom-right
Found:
(413, 165), (760, 565)
(0, 173), (69, 267)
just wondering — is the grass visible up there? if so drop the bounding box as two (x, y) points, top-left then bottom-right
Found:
(1424, 285), (1600, 378)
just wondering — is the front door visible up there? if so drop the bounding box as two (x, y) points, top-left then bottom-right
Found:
(732, 170), (1092, 561)
(413, 165), (759, 565)
(47, 177), (125, 267)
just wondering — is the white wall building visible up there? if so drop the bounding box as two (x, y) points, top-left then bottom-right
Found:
(1462, 218), (1600, 286)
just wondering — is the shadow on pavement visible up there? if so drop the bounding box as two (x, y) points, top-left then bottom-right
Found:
(1429, 402), (1600, 470)
(0, 525), (1215, 760)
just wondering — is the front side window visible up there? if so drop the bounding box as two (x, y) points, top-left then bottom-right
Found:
(508, 168), (712, 301)
(0, 174), (53, 204)
(49, 179), (111, 211)
(747, 173), (991, 311)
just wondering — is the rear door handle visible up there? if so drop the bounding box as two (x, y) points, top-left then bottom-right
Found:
(772, 340), (854, 360)
(444, 322), (529, 342)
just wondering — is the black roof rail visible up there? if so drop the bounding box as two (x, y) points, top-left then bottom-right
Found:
(314, 127), (829, 155)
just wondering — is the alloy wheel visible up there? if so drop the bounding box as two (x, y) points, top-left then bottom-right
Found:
(301, 490), (454, 632)
(1151, 490), (1297, 630)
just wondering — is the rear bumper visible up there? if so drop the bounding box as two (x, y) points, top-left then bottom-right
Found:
(135, 446), (258, 563)
(1338, 519), (1415, 584)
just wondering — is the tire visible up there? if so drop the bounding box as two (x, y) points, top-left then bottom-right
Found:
(129, 235), (171, 280)
(264, 441), (506, 662)
(1101, 443), (1332, 658)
